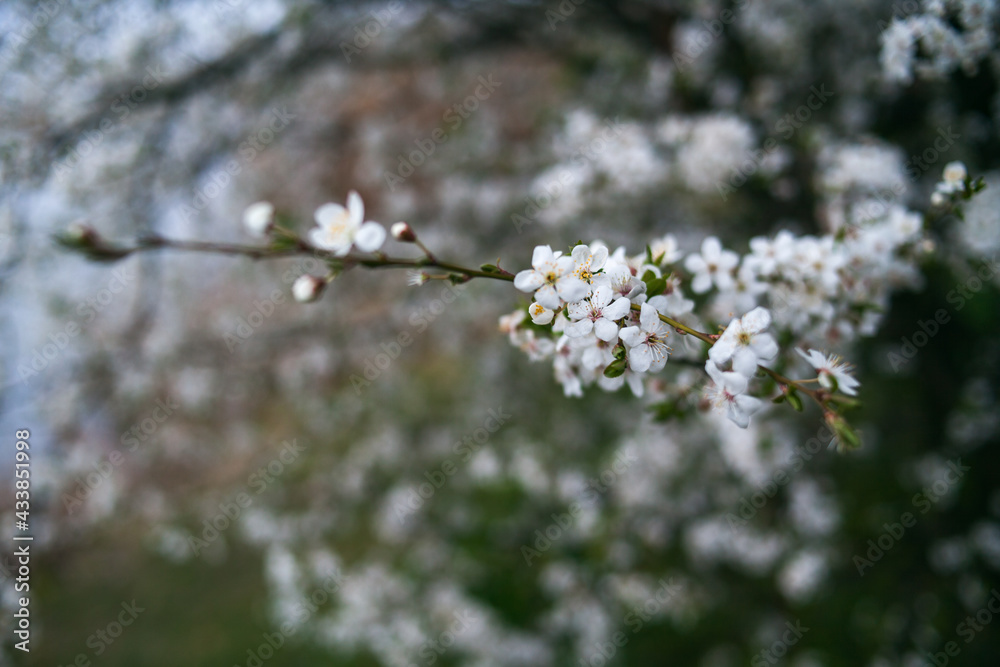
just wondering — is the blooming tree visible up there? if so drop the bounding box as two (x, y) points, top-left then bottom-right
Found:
(6, 0), (1000, 665)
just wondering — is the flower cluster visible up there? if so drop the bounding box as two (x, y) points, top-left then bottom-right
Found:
(499, 196), (931, 432)
(500, 229), (863, 431)
(880, 0), (998, 84)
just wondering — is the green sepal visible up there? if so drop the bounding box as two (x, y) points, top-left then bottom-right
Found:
(603, 358), (627, 378)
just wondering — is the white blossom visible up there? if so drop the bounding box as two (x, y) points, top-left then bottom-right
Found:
(708, 307), (778, 377)
(684, 237), (739, 294)
(620, 303), (671, 373)
(565, 285), (631, 341)
(514, 245), (590, 309)
(705, 361), (763, 428)
(242, 201), (275, 237)
(309, 190), (386, 256)
(796, 348), (861, 396)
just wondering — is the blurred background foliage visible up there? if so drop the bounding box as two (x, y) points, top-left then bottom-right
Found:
(1, 1), (999, 666)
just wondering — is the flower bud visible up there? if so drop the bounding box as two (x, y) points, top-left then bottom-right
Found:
(61, 222), (99, 247)
(942, 161), (966, 186)
(390, 222), (416, 242)
(292, 274), (325, 303)
(242, 201), (275, 237)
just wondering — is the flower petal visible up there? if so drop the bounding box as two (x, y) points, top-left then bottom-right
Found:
(514, 270), (544, 292)
(602, 296), (631, 321)
(726, 402), (751, 428)
(628, 346), (651, 373)
(690, 273), (712, 294)
(702, 236), (722, 260)
(315, 203), (346, 227)
(534, 284), (561, 310)
(590, 285), (613, 309)
(571, 244), (590, 264)
(557, 276), (590, 304)
(732, 348), (759, 377)
(531, 245), (554, 267)
(741, 307), (772, 333)
(564, 320), (594, 338)
(749, 333), (778, 362)
(347, 190), (364, 226)
(354, 221), (386, 252)
(639, 302), (659, 331)
(590, 245), (608, 271)
(594, 318), (620, 342)
(619, 326), (642, 348)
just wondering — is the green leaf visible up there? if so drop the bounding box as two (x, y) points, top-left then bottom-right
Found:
(644, 276), (667, 297)
(603, 358), (627, 378)
(480, 263), (501, 273)
(786, 392), (804, 412)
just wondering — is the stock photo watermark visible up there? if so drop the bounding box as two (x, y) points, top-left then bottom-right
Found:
(340, 1), (404, 62)
(61, 396), (179, 514)
(854, 458), (969, 576)
(727, 421), (834, 531)
(16, 266), (136, 384)
(671, 0), (753, 70)
(852, 125), (961, 226)
(579, 577), (683, 666)
(187, 439), (306, 556)
(511, 116), (624, 234)
(55, 600), (145, 666)
(751, 620), (810, 666)
(233, 571), (346, 667)
(351, 281), (469, 394)
(383, 75), (502, 191)
(405, 610), (479, 667)
(717, 84), (833, 201)
(394, 406), (512, 523)
(522, 448), (637, 566)
(545, 0), (586, 30)
(887, 254), (998, 372)
(923, 588), (1000, 666)
(0, 0), (69, 65)
(179, 107), (295, 222)
(52, 66), (168, 179)
(224, 256), (330, 351)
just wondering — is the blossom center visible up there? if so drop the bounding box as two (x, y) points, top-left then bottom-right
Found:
(644, 333), (670, 361)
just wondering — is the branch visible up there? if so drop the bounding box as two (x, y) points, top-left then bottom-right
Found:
(55, 228), (515, 284)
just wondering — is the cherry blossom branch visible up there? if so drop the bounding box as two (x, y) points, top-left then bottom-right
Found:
(629, 303), (715, 345)
(626, 302), (840, 410)
(56, 225), (515, 283)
